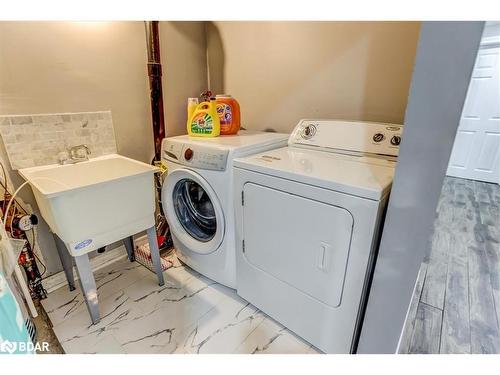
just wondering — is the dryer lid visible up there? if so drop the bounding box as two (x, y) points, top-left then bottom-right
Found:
(233, 147), (396, 200)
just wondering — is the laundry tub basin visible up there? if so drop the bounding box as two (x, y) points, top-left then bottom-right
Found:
(19, 154), (158, 256)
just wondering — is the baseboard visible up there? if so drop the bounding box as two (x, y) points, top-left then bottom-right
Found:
(42, 234), (148, 294)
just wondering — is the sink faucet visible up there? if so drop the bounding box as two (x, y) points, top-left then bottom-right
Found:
(69, 144), (91, 161)
(58, 144), (91, 164)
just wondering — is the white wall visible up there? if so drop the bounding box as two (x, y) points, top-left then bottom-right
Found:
(206, 22), (421, 133)
(0, 22), (153, 163)
(0, 21), (207, 275)
(0, 21), (419, 276)
(161, 22), (208, 137)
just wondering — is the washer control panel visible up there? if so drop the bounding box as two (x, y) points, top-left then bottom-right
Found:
(161, 139), (229, 171)
(290, 119), (403, 157)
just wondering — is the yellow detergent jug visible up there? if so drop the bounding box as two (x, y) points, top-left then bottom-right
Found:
(187, 98), (220, 137)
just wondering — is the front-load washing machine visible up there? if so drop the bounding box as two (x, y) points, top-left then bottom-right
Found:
(233, 120), (403, 353)
(161, 131), (288, 288)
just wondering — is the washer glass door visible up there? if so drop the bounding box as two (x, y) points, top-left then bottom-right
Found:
(173, 179), (216, 242)
(163, 168), (225, 254)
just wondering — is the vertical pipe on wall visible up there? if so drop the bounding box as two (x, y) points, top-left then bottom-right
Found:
(145, 21), (166, 161)
(204, 22), (211, 92)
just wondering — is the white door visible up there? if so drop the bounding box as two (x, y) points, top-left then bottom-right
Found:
(447, 46), (500, 184)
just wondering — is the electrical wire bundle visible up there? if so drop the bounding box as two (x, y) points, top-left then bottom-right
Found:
(0, 161), (47, 300)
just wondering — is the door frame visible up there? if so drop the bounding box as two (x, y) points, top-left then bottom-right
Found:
(357, 21), (485, 354)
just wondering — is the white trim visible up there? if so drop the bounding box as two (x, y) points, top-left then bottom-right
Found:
(41, 235), (147, 293)
(480, 36), (500, 49)
(395, 265), (423, 354)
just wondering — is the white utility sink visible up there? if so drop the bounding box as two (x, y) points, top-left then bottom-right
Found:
(19, 154), (158, 256)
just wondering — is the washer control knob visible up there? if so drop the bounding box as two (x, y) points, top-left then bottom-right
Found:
(184, 148), (194, 160)
(301, 124), (316, 139)
(373, 133), (385, 143)
(390, 135), (401, 146)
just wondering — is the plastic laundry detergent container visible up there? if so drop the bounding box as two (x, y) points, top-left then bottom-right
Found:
(216, 95), (241, 135)
(187, 98), (221, 137)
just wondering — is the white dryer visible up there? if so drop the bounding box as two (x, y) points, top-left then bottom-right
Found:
(161, 131), (288, 288)
(233, 120), (403, 353)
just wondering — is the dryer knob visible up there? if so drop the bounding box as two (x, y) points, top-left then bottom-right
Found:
(390, 136), (401, 146)
(184, 148), (194, 161)
(373, 133), (385, 143)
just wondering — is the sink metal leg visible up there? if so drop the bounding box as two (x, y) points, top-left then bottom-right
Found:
(147, 226), (164, 286)
(123, 236), (135, 262)
(74, 254), (100, 325)
(53, 234), (76, 291)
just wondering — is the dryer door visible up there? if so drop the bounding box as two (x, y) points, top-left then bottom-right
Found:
(163, 169), (225, 254)
(242, 182), (354, 308)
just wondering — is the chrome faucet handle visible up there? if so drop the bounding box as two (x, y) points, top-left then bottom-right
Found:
(69, 144), (91, 161)
(57, 151), (70, 165)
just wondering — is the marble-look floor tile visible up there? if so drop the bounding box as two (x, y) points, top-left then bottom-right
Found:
(114, 273), (230, 353)
(53, 289), (141, 346)
(125, 266), (216, 314)
(44, 256), (317, 354)
(123, 273), (183, 312)
(93, 257), (153, 300)
(234, 317), (321, 354)
(41, 256), (153, 327)
(175, 285), (266, 354)
(41, 285), (86, 326)
(61, 330), (126, 354)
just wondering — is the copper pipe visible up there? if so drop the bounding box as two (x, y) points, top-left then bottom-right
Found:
(145, 21), (166, 161)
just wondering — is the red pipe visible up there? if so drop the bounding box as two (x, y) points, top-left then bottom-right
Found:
(145, 21), (166, 161)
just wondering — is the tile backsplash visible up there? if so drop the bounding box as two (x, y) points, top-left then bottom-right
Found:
(0, 111), (117, 170)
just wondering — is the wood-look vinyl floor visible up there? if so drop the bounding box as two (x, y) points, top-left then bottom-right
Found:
(399, 177), (500, 354)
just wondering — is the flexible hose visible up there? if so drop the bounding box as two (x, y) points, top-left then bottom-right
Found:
(3, 176), (69, 230)
(4, 181), (30, 230)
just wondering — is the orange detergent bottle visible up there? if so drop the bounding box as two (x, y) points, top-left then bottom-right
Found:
(215, 95), (241, 135)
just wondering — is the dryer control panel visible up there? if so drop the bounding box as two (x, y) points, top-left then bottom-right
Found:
(162, 139), (229, 171)
(290, 119), (403, 157)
